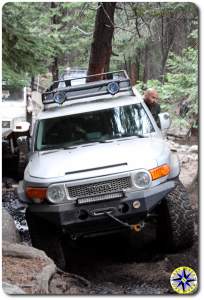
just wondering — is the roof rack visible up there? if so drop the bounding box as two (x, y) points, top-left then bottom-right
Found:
(42, 70), (133, 110)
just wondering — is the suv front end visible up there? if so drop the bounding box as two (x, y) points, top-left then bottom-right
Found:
(17, 71), (194, 269)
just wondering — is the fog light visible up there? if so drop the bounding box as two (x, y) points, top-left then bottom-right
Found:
(133, 200), (140, 209)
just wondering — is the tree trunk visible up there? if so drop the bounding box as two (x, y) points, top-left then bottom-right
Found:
(87, 2), (116, 82)
(51, 57), (59, 82)
(160, 13), (176, 79)
(143, 44), (149, 83)
(31, 76), (35, 90)
(130, 62), (137, 86)
(51, 2), (59, 82)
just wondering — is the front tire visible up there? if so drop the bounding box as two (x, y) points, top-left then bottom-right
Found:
(157, 180), (195, 251)
(26, 210), (67, 270)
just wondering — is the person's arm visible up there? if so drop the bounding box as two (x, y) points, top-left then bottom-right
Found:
(154, 103), (161, 128)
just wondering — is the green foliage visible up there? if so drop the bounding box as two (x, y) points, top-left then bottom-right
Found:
(2, 0), (198, 116)
(2, 2), (96, 84)
(111, 2), (198, 82)
(2, 2), (57, 84)
(136, 46), (198, 129)
(2, 63), (30, 87)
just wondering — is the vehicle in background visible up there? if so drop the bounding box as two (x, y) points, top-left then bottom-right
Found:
(59, 68), (87, 87)
(2, 82), (43, 178)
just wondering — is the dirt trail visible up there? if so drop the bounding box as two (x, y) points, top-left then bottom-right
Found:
(51, 186), (198, 295)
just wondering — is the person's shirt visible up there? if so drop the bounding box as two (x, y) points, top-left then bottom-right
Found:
(145, 102), (161, 128)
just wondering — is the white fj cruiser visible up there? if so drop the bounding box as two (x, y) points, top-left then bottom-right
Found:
(18, 71), (194, 268)
(2, 84), (31, 178)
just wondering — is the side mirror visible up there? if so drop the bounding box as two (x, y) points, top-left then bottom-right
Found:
(158, 112), (171, 131)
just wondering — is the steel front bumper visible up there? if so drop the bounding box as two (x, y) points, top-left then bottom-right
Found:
(23, 180), (176, 236)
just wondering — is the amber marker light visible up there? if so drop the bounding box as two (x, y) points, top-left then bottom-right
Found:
(26, 187), (47, 203)
(149, 164), (170, 181)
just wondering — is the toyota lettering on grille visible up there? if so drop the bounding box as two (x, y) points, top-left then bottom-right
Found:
(86, 183), (113, 194)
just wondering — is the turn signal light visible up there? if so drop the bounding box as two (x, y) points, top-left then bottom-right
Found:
(149, 164), (170, 180)
(26, 187), (47, 203)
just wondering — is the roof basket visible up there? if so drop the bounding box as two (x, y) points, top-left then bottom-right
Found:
(42, 70), (133, 109)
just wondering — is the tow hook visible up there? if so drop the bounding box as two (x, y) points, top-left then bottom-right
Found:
(105, 212), (144, 233)
(131, 222), (144, 232)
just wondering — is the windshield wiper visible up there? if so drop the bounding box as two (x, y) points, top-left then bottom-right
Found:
(117, 133), (145, 139)
(63, 138), (112, 148)
(40, 146), (64, 151)
(132, 133), (145, 138)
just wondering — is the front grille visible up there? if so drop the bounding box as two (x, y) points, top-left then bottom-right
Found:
(67, 176), (131, 199)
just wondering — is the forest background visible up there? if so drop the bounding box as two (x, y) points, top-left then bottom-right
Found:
(2, 2), (199, 133)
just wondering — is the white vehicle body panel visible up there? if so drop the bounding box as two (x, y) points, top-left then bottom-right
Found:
(2, 87), (28, 133)
(38, 93), (141, 120)
(24, 71), (179, 193)
(26, 137), (170, 182)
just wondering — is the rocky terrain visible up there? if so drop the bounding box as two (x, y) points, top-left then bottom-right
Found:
(2, 137), (199, 295)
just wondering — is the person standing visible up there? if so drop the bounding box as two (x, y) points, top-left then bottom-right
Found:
(143, 88), (161, 127)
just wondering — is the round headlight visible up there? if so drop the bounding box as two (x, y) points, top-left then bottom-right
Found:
(47, 185), (66, 203)
(133, 171), (151, 189)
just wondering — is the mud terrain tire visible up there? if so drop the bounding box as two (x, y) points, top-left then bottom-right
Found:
(157, 180), (194, 251)
(26, 210), (67, 270)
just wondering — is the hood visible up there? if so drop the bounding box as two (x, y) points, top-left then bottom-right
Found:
(27, 137), (170, 180)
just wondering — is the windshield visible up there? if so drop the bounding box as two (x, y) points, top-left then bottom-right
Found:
(36, 103), (155, 151)
(2, 86), (24, 102)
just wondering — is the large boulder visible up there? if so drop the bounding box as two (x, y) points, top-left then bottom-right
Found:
(167, 140), (198, 189)
(2, 241), (91, 295)
(2, 241), (56, 294)
(2, 208), (21, 243)
(2, 282), (25, 295)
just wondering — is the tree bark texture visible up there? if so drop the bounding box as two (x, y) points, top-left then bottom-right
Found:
(130, 62), (137, 86)
(51, 2), (59, 82)
(87, 2), (116, 82)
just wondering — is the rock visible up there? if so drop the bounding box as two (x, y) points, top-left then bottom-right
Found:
(2, 240), (49, 260)
(49, 270), (91, 294)
(167, 127), (190, 138)
(188, 154), (198, 161)
(179, 155), (189, 164)
(2, 282), (26, 294)
(179, 145), (189, 152)
(35, 263), (56, 294)
(2, 241), (57, 294)
(188, 145), (198, 153)
(179, 160), (198, 188)
(2, 177), (18, 189)
(2, 208), (21, 243)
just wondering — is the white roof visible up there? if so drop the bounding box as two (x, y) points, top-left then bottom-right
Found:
(38, 90), (144, 120)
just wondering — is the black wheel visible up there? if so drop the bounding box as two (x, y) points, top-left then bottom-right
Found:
(26, 210), (68, 270)
(157, 180), (195, 251)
